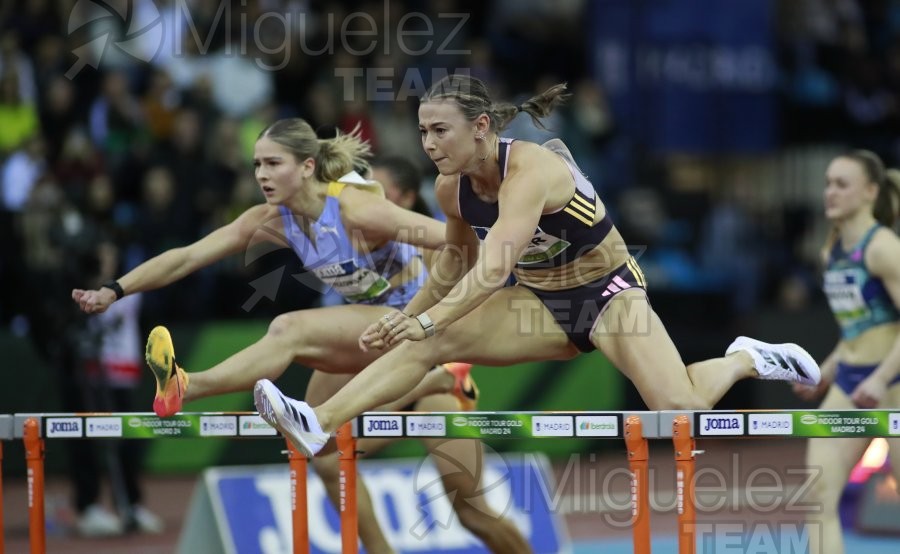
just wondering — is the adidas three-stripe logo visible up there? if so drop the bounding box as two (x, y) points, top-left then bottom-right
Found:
(762, 351), (809, 380)
(601, 275), (633, 297)
(281, 396), (310, 432)
(563, 190), (596, 226)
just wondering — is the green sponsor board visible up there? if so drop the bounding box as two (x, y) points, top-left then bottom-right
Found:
(41, 413), (253, 439)
(445, 413), (537, 438)
(705, 410), (900, 438)
(123, 414), (202, 438)
(124, 413), (246, 438)
(359, 412), (624, 439)
(791, 411), (899, 438)
(443, 413), (624, 439)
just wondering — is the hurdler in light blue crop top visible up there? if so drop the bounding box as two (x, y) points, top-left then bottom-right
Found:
(278, 173), (425, 309)
(823, 224), (900, 340)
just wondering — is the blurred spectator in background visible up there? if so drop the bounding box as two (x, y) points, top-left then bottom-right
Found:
(64, 240), (164, 536)
(371, 155), (432, 217)
(39, 77), (79, 164)
(141, 69), (181, 143)
(564, 79), (616, 190)
(699, 175), (765, 320)
(2, 134), (46, 212)
(88, 71), (144, 171)
(0, 0), (897, 339)
(0, 70), (39, 156)
(0, 31), (37, 104)
(52, 129), (105, 208)
(371, 98), (421, 163)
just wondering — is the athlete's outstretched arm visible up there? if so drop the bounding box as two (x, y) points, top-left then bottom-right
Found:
(418, 167), (547, 332)
(405, 218), (478, 315)
(401, 176), (481, 315)
(364, 161), (554, 348)
(339, 185), (446, 250)
(72, 204), (282, 314)
(359, 176), (478, 350)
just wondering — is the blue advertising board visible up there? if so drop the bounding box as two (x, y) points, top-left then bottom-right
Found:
(181, 454), (570, 554)
(589, 0), (778, 153)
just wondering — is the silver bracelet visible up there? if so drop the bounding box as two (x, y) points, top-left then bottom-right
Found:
(415, 313), (436, 337)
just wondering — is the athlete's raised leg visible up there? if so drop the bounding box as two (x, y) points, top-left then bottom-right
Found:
(266, 286), (577, 450)
(591, 289), (820, 410)
(146, 304), (393, 416)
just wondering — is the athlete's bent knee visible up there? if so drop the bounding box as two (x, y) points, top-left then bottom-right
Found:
(267, 312), (299, 338)
(398, 339), (442, 368)
(266, 312), (314, 357)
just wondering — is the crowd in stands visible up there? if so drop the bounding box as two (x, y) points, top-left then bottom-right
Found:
(1, 0), (898, 336)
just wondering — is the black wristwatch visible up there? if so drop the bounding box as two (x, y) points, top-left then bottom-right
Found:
(101, 280), (125, 300)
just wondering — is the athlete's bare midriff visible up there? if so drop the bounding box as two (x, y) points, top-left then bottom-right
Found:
(840, 321), (900, 365)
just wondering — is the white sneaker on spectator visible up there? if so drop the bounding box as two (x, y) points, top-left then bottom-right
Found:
(76, 504), (123, 537)
(132, 504), (164, 534)
(726, 336), (821, 386)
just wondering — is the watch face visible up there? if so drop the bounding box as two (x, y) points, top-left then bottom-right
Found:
(416, 313), (434, 335)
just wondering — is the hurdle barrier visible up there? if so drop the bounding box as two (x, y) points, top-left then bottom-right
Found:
(2, 409), (899, 553)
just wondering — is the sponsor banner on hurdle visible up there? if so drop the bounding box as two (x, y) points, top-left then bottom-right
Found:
(179, 454), (570, 554)
(694, 411), (900, 438)
(790, 410), (897, 437)
(358, 412), (623, 439)
(36, 413), (275, 439)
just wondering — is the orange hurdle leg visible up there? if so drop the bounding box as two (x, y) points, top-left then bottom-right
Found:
(672, 415), (696, 554)
(337, 422), (358, 554)
(23, 418), (45, 554)
(625, 415), (652, 554)
(286, 441), (310, 554)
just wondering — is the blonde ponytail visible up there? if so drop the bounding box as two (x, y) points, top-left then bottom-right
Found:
(259, 118), (372, 183)
(315, 124), (372, 183)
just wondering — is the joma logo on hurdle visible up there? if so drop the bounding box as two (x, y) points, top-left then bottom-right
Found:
(51, 421), (79, 433)
(46, 418), (83, 437)
(699, 414), (744, 435)
(367, 419), (399, 432)
(363, 416), (403, 436)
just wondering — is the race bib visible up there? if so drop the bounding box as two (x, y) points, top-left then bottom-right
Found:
(470, 226), (571, 265)
(824, 269), (868, 321)
(519, 230), (571, 265)
(313, 260), (391, 302)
